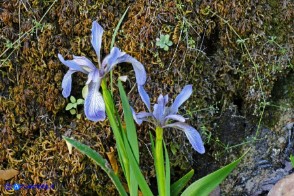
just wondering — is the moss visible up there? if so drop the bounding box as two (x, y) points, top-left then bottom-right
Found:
(0, 0), (293, 193)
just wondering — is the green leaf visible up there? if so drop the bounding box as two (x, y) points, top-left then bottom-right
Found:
(110, 6), (130, 50)
(70, 109), (76, 115)
(156, 40), (161, 47)
(110, 6), (130, 95)
(290, 155), (294, 167)
(70, 96), (76, 103)
(123, 132), (154, 196)
(101, 80), (128, 175)
(167, 41), (173, 46)
(170, 143), (179, 155)
(118, 80), (139, 196)
(118, 81), (139, 160)
(82, 85), (88, 99)
(65, 103), (74, 110)
(77, 99), (84, 105)
(164, 34), (170, 42)
(76, 114), (81, 119)
(181, 149), (250, 196)
(171, 169), (194, 196)
(164, 142), (170, 196)
(62, 137), (128, 196)
(164, 45), (169, 51)
(149, 132), (155, 157)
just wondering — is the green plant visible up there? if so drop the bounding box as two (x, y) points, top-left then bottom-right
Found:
(64, 80), (248, 196)
(65, 95), (84, 119)
(156, 34), (173, 51)
(60, 8), (246, 195)
(290, 155), (294, 167)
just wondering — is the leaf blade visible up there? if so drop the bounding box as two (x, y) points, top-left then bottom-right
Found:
(62, 136), (128, 196)
(181, 149), (250, 196)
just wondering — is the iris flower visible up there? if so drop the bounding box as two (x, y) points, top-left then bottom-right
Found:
(58, 21), (146, 122)
(133, 85), (205, 154)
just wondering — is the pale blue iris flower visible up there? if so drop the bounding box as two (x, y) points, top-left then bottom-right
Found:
(133, 85), (205, 154)
(58, 21), (146, 122)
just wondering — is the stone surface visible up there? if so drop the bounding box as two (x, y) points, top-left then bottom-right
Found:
(268, 173), (294, 196)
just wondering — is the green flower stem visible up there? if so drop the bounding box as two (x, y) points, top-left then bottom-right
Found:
(155, 126), (165, 196)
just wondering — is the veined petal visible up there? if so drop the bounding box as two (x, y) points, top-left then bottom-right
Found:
(138, 85), (151, 112)
(165, 114), (186, 122)
(169, 85), (192, 114)
(103, 52), (146, 86)
(119, 54), (146, 86)
(58, 53), (87, 73)
(62, 70), (76, 98)
(102, 47), (126, 71)
(131, 107), (152, 125)
(91, 21), (104, 65)
(163, 122), (205, 154)
(153, 94), (165, 123)
(84, 80), (105, 122)
(164, 95), (169, 106)
(86, 69), (101, 85)
(72, 55), (96, 72)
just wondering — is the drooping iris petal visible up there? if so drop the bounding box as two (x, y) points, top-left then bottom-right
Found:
(102, 47), (126, 71)
(169, 85), (193, 114)
(72, 55), (96, 72)
(164, 122), (205, 154)
(119, 54), (146, 86)
(102, 52), (146, 85)
(58, 54), (87, 73)
(138, 85), (151, 112)
(164, 114), (186, 122)
(131, 107), (152, 125)
(62, 70), (76, 98)
(84, 80), (105, 122)
(91, 21), (104, 65)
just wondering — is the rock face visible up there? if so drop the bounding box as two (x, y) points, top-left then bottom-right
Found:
(268, 173), (294, 196)
(220, 111), (294, 195)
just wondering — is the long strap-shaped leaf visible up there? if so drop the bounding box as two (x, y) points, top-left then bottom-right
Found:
(101, 80), (130, 184)
(181, 149), (250, 196)
(109, 6), (130, 95)
(118, 80), (139, 196)
(171, 170), (194, 196)
(123, 132), (154, 195)
(63, 137), (127, 196)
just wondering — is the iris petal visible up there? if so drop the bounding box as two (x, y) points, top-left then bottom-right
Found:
(102, 47), (126, 71)
(62, 70), (76, 98)
(103, 52), (146, 86)
(165, 114), (186, 122)
(163, 122), (205, 154)
(138, 85), (151, 112)
(72, 55), (96, 72)
(91, 21), (104, 65)
(58, 54), (87, 73)
(117, 54), (146, 86)
(169, 85), (192, 114)
(153, 95), (165, 124)
(131, 107), (152, 125)
(84, 80), (105, 122)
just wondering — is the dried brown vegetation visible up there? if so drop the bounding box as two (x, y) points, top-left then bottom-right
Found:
(0, 0), (293, 194)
